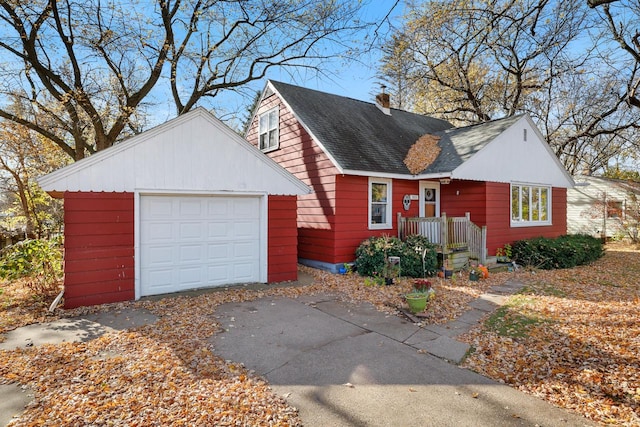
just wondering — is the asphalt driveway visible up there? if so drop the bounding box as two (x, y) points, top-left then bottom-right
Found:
(210, 294), (596, 427)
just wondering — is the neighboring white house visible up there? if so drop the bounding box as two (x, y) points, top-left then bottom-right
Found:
(568, 175), (640, 240)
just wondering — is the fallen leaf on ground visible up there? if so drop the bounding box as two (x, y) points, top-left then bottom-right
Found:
(1, 244), (638, 426)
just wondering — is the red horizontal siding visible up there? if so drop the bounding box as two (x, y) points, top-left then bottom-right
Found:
(63, 192), (134, 308)
(267, 195), (299, 282)
(64, 195), (133, 211)
(441, 181), (487, 224)
(64, 274), (135, 294)
(65, 210), (132, 223)
(65, 233), (134, 249)
(298, 229), (335, 262)
(330, 176), (423, 264)
(484, 184), (568, 255)
(65, 222), (135, 236)
(247, 91), (339, 265)
(64, 247), (133, 261)
(66, 290), (136, 308)
(332, 175), (366, 263)
(65, 256), (134, 273)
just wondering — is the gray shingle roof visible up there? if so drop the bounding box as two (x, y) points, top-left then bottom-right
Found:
(270, 80), (521, 176)
(426, 115), (524, 174)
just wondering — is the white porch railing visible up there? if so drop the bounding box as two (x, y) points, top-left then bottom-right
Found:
(397, 212), (487, 264)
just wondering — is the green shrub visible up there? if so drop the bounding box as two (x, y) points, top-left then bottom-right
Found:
(355, 234), (438, 278)
(402, 235), (438, 277)
(512, 234), (604, 270)
(0, 238), (63, 293)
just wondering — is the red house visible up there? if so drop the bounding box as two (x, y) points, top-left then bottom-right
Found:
(246, 81), (575, 272)
(38, 108), (310, 308)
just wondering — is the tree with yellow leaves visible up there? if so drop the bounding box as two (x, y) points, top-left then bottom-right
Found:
(0, 101), (68, 238)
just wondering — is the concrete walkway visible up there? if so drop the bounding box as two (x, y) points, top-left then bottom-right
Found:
(0, 280), (596, 426)
(210, 280), (596, 426)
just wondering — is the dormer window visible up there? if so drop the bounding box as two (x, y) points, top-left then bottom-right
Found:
(259, 107), (279, 151)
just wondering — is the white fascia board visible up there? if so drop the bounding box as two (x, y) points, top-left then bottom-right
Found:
(409, 172), (453, 180)
(341, 169), (451, 181)
(267, 80), (345, 175)
(38, 107), (311, 196)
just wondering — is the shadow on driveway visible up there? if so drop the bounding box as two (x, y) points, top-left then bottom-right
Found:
(210, 295), (596, 427)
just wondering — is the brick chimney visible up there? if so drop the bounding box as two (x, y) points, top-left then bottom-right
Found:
(375, 85), (391, 115)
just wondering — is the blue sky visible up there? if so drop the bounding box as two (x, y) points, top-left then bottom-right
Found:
(196, 0), (405, 128)
(268, 0), (404, 103)
(262, 0), (404, 101)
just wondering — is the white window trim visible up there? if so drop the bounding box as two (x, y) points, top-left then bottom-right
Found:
(510, 183), (552, 227)
(258, 106), (279, 152)
(419, 181), (440, 217)
(368, 177), (392, 229)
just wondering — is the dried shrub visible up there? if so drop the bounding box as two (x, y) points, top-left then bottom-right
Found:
(0, 238), (63, 296)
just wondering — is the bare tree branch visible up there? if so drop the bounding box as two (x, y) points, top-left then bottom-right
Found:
(0, 0), (374, 160)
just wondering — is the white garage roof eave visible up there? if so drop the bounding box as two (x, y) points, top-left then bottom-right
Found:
(37, 108), (311, 197)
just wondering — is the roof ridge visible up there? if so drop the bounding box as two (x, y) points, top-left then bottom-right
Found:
(443, 114), (524, 133)
(268, 79), (447, 122)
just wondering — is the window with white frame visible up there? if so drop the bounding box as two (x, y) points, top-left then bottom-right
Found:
(607, 200), (623, 219)
(258, 107), (279, 151)
(511, 183), (551, 226)
(369, 178), (392, 229)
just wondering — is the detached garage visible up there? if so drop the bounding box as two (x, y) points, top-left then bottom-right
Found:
(38, 108), (310, 308)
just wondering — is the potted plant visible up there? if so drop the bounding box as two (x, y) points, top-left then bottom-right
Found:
(469, 263), (488, 281)
(405, 279), (435, 314)
(496, 244), (512, 263)
(338, 263), (352, 275)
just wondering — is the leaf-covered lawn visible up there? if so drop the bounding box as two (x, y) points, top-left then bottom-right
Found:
(1, 245), (638, 425)
(0, 266), (507, 426)
(0, 278), (62, 338)
(460, 246), (640, 426)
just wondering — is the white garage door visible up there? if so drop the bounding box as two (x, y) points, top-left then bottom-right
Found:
(140, 195), (261, 296)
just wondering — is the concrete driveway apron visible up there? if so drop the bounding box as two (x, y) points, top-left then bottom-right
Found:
(210, 294), (596, 427)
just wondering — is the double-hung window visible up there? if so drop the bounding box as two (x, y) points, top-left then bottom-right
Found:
(369, 178), (392, 229)
(259, 107), (279, 151)
(511, 183), (551, 226)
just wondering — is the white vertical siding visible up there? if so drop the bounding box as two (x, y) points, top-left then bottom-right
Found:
(453, 117), (573, 188)
(38, 108), (310, 196)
